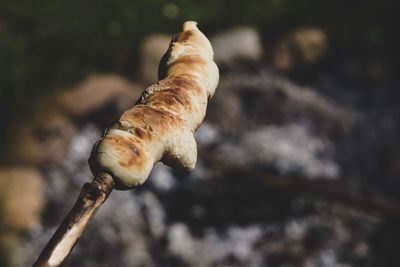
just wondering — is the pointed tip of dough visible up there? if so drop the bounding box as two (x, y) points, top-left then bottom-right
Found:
(183, 21), (198, 32)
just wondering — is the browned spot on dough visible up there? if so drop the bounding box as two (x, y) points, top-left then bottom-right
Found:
(167, 56), (208, 77)
(101, 135), (133, 162)
(134, 127), (145, 139)
(173, 31), (192, 42)
(120, 105), (185, 137)
(168, 55), (205, 68)
(104, 137), (145, 168)
(147, 89), (191, 107)
(162, 76), (204, 97)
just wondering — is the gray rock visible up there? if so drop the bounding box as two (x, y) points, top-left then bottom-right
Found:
(272, 27), (328, 71)
(167, 223), (263, 267)
(218, 123), (339, 179)
(6, 110), (77, 165)
(57, 74), (142, 117)
(212, 27), (263, 65)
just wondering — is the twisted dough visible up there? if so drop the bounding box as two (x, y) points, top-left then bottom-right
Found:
(89, 21), (219, 189)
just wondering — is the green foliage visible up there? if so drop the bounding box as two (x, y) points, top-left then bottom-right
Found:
(0, 0), (393, 128)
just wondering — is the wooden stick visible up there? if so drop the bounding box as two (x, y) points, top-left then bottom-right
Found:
(32, 172), (115, 267)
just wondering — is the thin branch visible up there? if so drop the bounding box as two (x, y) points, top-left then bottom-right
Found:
(32, 172), (115, 267)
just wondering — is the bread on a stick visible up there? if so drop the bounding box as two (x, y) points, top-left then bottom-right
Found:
(89, 21), (219, 189)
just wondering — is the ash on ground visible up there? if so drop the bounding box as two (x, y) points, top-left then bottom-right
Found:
(3, 28), (400, 267)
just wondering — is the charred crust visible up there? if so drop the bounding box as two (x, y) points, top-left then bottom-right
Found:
(147, 89), (191, 107)
(168, 55), (205, 68)
(134, 127), (145, 139)
(173, 31), (192, 43)
(103, 136), (145, 168)
(120, 105), (184, 135)
(163, 76), (204, 97)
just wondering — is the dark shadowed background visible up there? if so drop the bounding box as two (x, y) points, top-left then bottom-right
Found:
(1, 1), (399, 266)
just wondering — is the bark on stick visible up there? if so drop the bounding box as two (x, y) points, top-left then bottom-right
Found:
(32, 173), (114, 267)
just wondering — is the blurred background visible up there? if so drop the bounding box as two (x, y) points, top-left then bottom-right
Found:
(0, 1), (399, 266)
